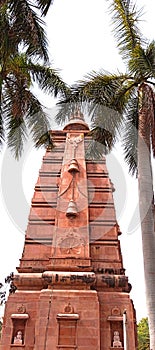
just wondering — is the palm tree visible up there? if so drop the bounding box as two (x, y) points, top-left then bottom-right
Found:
(56, 0), (155, 348)
(0, 0), (49, 61)
(0, 1), (70, 157)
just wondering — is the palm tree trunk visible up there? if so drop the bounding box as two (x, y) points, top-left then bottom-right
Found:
(138, 85), (155, 350)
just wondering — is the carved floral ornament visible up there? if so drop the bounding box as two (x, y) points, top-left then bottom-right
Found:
(67, 134), (84, 149)
(57, 228), (85, 255)
(16, 304), (26, 313)
(111, 306), (121, 316)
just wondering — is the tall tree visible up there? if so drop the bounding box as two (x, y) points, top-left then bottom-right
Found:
(0, 1), (69, 157)
(138, 317), (150, 350)
(56, 1), (155, 348)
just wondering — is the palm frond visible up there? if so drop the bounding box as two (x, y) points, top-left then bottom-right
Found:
(2, 76), (27, 158)
(3, 79), (27, 120)
(36, 0), (54, 16)
(91, 104), (122, 135)
(2, 58), (51, 155)
(145, 41), (155, 79)
(55, 102), (83, 125)
(56, 71), (135, 132)
(3, 82), (51, 156)
(128, 42), (155, 81)
(112, 78), (137, 112)
(0, 110), (4, 148)
(23, 90), (50, 146)
(0, 76), (5, 147)
(35, 131), (54, 149)
(88, 127), (114, 154)
(8, 0), (49, 62)
(122, 92), (139, 175)
(0, 7), (18, 62)
(29, 63), (70, 98)
(107, 0), (144, 60)
(6, 117), (27, 159)
(85, 139), (106, 160)
(72, 70), (131, 113)
(85, 102), (124, 156)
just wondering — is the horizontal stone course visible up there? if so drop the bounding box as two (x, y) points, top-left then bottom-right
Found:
(0, 122), (136, 350)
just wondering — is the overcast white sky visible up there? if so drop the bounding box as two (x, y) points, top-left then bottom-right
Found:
(0, 0), (155, 322)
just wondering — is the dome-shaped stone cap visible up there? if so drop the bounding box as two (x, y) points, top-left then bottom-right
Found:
(63, 110), (89, 131)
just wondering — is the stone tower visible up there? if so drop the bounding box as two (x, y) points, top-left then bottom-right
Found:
(0, 111), (137, 350)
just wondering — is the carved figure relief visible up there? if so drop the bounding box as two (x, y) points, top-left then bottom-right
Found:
(64, 303), (74, 314)
(112, 331), (122, 348)
(13, 330), (23, 344)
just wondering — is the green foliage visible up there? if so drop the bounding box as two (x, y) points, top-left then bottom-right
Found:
(0, 273), (16, 305)
(138, 318), (150, 350)
(0, 1), (69, 157)
(72, 71), (131, 113)
(107, 0), (144, 61)
(0, 53), (69, 158)
(57, 0), (155, 175)
(36, 0), (54, 16)
(0, 0), (48, 62)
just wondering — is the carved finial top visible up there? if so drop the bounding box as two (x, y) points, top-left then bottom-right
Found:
(63, 108), (89, 131)
(69, 108), (84, 121)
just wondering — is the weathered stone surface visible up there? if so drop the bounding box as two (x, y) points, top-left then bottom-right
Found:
(0, 113), (137, 350)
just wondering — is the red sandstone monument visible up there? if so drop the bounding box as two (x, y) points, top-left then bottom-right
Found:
(0, 111), (137, 349)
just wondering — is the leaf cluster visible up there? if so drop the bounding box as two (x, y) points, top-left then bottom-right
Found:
(0, 0), (48, 62)
(0, 1), (70, 157)
(137, 317), (150, 350)
(0, 272), (16, 305)
(107, 0), (144, 61)
(56, 0), (155, 175)
(36, 0), (54, 16)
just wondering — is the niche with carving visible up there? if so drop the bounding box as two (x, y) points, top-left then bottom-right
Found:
(11, 313), (29, 346)
(110, 321), (123, 348)
(57, 304), (79, 349)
